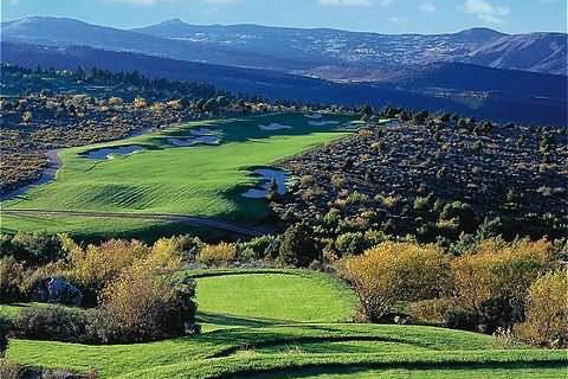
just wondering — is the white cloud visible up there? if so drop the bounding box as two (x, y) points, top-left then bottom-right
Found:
(318, 0), (372, 6)
(317, 0), (392, 6)
(459, 0), (510, 24)
(419, 2), (436, 12)
(109, 0), (239, 4)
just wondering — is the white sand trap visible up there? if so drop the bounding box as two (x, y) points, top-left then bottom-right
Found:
(343, 120), (365, 129)
(259, 123), (293, 131)
(190, 128), (218, 136)
(305, 113), (323, 119)
(308, 120), (340, 126)
(167, 136), (221, 147)
(85, 145), (144, 160)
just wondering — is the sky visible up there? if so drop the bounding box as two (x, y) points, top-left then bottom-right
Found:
(2, 0), (567, 34)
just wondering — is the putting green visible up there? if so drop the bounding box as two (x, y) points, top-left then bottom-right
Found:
(194, 270), (357, 326)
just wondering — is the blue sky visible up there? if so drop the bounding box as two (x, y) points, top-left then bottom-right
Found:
(2, 0), (566, 34)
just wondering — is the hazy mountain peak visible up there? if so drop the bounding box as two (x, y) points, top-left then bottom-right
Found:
(158, 18), (189, 26)
(455, 27), (506, 37)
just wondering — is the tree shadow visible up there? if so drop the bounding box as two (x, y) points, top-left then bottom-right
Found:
(196, 311), (291, 329)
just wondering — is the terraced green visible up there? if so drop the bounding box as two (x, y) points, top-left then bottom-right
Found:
(5, 270), (566, 378)
(194, 270), (357, 326)
(0, 113), (353, 238)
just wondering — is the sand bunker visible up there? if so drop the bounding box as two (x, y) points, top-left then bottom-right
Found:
(343, 120), (366, 129)
(305, 113), (323, 119)
(190, 128), (218, 136)
(84, 145), (144, 160)
(308, 120), (340, 127)
(167, 135), (221, 147)
(259, 123), (293, 131)
(242, 168), (289, 199)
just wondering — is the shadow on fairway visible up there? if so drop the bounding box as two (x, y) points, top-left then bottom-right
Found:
(196, 311), (290, 328)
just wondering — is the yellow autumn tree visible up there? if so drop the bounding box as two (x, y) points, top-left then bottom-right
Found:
(66, 239), (150, 292)
(342, 241), (452, 321)
(515, 271), (568, 347)
(451, 238), (553, 313)
(197, 242), (236, 266)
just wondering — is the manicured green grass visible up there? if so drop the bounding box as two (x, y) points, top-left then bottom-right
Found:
(194, 270), (357, 326)
(115, 350), (568, 379)
(5, 270), (566, 378)
(265, 367), (566, 379)
(9, 323), (542, 378)
(1, 113), (353, 238)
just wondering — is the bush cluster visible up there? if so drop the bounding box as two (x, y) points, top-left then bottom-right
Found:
(3, 235), (197, 344)
(197, 242), (236, 266)
(342, 238), (567, 345)
(342, 242), (451, 321)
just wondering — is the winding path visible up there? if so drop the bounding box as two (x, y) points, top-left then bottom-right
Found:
(0, 150), (61, 201)
(1, 209), (269, 237)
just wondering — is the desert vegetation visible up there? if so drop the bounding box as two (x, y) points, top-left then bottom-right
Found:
(271, 107), (567, 246)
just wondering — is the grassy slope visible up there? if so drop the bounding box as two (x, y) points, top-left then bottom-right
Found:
(5, 270), (566, 378)
(0, 113), (351, 237)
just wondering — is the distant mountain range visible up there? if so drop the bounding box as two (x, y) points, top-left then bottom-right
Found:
(1, 17), (567, 125)
(3, 17), (566, 79)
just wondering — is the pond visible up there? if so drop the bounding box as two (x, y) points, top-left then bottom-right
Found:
(241, 168), (289, 199)
(84, 145), (144, 160)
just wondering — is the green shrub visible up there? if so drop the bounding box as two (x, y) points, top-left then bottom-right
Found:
(0, 313), (11, 358)
(439, 201), (476, 233)
(346, 191), (368, 205)
(323, 209), (341, 226)
(1, 232), (63, 265)
(443, 306), (479, 331)
(176, 235), (205, 261)
(0, 257), (26, 303)
(237, 235), (280, 260)
(335, 232), (365, 255)
(14, 306), (92, 343)
(413, 194), (433, 213)
(279, 223), (320, 267)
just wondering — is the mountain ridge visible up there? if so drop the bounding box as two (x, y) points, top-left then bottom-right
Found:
(2, 16), (566, 77)
(2, 41), (566, 126)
